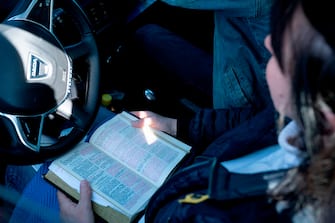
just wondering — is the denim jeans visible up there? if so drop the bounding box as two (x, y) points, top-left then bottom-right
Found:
(5, 165), (37, 194)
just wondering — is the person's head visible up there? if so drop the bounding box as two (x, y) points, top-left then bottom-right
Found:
(265, 0), (335, 221)
(266, 0), (335, 150)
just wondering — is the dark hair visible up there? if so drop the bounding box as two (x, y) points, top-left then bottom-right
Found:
(302, 0), (335, 51)
(270, 0), (299, 69)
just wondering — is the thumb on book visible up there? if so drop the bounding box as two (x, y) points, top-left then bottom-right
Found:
(78, 180), (93, 209)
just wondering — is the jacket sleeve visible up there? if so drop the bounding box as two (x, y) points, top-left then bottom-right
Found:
(159, 0), (227, 9)
(159, 0), (271, 12)
(177, 105), (278, 160)
(177, 106), (257, 146)
(201, 105), (278, 161)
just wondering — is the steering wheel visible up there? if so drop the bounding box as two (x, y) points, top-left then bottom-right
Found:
(0, 0), (100, 164)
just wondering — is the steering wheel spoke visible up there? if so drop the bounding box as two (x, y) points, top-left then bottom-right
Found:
(8, 0), (56, 32)
(6, 115), (45, 152)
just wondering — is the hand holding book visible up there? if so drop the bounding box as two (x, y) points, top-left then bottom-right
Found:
(57, 180), (95, 223)
(45, 111), (191, 223)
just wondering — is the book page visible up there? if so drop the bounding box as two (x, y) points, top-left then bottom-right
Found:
(47, 163), (120, 209)
(89, 111), (191, 186)
(50, 142), (157, 216)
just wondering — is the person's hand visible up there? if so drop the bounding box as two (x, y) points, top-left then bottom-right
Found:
(57, 180), (95, 223)
(131, 111), (177, 136)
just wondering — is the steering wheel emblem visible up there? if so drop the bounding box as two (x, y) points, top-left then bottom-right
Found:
(29, 54), (50, 80)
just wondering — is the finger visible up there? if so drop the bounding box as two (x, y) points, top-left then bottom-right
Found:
(131, 119), (145, 128)
(130, 111), (151, 119)
(78, 180), (92, 210)
(130, 111), (140, 118)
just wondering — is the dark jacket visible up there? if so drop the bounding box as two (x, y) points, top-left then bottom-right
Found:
(177, 105), (278, 163)
(144, 105), (290, 223)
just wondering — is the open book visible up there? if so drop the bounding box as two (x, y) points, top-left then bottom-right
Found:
(44, 111), (191, 223)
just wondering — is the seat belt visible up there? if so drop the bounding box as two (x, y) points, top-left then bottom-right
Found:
(179, 157), (292, 204)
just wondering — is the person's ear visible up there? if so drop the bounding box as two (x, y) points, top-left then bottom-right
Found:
(322, 109), (335, 132)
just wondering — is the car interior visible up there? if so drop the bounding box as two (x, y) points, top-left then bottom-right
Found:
(0, 0), (214, 221)
(87, 0), (214, 116)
